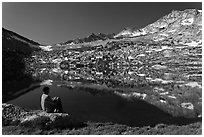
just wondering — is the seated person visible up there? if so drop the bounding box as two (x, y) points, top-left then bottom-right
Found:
(41, 87), (63, 113)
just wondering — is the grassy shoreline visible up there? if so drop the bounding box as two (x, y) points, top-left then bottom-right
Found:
(2, 103), (202, 135)
(3, 120), (202, 135)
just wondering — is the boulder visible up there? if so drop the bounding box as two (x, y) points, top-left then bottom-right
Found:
(2, 103), (83, 128)
(2, 103), (27, 126)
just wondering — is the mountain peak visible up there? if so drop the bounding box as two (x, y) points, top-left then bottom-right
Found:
(63, 32), (114, 45)
(114, 9), (202, 45)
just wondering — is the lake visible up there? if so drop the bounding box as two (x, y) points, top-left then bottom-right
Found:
(7, 80), (174, 127)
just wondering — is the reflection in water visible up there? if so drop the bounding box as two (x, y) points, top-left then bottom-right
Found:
(7, 84), (201, 127)
(2, 49), (39, 103)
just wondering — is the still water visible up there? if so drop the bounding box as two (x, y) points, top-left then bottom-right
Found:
(7, 81), (170, 126)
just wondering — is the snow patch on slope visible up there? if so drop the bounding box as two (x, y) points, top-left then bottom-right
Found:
(153, 37), (165, 42)
(132, 29), (147, 37)
(67, 42), (75, 45)
(114, 30), (132, 38)
(149, 78), (173, 84)
(183, 41), (201, 47)
(39, 45), (53, 51)
(181, 18), (194, 25)
(159, 33), (169, 37)
(168, 29), (177, 33)
(114, 28), (147, 38)
(183, 82), (202, 89)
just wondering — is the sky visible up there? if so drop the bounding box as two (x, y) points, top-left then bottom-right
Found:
(2, 2), (202, 45)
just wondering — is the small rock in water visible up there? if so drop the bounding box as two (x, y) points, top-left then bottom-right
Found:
(132, 92), (147, 100)
(198, 114), (202, 118)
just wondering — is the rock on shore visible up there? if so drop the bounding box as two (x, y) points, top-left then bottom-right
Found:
(2, 103), (83, 128)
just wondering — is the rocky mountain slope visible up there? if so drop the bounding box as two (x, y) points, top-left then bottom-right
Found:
(115, 9), (202, 45)
(42, 9), (201, 52)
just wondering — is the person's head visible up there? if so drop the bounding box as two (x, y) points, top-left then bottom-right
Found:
(43, 87), (50, 95)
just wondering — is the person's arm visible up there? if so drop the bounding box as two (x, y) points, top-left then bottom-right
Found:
(45, 96), (55, 105)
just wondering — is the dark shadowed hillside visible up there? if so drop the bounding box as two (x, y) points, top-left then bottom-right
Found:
(2, 28), (40, 53)
(2, 28), (41, 102)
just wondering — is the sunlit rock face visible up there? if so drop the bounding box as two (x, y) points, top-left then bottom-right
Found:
(115, 9), (202, 46)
